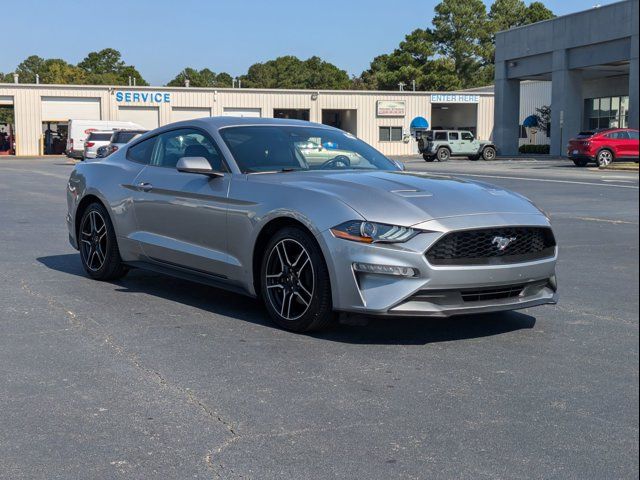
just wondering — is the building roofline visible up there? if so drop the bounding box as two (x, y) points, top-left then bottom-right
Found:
(496, 0), (631, 36)
(0, 83), (494, 96)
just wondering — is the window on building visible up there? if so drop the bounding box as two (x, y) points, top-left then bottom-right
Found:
(584, 95), (629, 130)
(379, 126), (403, 142)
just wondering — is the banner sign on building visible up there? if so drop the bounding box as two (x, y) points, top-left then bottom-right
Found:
(430, 94), (479, 103)
(377, 100), (406, 117)
(115, 91), (171, 104)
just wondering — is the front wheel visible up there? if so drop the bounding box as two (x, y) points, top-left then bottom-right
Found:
(78, 203), (128, 280)
(260, 227), (335, 332)
(481, 146), (496, 161)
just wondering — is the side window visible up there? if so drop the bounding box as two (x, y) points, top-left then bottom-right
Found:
(434, 131), (447, 141)
(449, 132), (459, 141)
(126, 136), (157, 165)
(151, 128), (225, 170)
(628, 130), (639, 140)
(461, 132), (474, 141)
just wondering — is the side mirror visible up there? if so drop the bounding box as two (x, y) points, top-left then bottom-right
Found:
(176, 157), (223, 177)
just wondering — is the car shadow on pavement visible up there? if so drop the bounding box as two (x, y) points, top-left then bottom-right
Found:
(38, 254), (537, 345)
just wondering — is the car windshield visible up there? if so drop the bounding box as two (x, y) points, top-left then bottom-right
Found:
(219, 125), (399, 173)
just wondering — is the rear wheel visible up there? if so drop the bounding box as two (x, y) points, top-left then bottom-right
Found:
(422, 153), (434, 162)
(436, 148), (450, 162)
(573, 159), (588, 167)
(481, 146), (496, 161)
(78, 203), (128, 280)
(596, 149), (614, 167)
(260, 227), (335, 332)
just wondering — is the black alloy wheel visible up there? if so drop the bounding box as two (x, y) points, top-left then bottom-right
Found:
(260, 227), (334, 332)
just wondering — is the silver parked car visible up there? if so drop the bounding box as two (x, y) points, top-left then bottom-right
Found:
(66, 117), (558, 332)
(97, 129), (148, 158)
(83, 131), (114, 160)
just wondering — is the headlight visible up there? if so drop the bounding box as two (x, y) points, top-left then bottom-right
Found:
(330, 221), (419, 244)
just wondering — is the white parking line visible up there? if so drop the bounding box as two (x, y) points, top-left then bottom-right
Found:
(429, 172), (639, 189)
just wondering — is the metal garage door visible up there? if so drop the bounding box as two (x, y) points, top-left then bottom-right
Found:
(223, 107), (261, 118)
(41, 97), (101, 120)
(171, 107), (211, 123)
(118, 106), (159, 130)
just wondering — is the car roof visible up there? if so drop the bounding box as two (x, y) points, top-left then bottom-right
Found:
(188, 116), (333, 130)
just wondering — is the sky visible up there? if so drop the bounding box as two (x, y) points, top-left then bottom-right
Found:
(3, 0), (622, 85)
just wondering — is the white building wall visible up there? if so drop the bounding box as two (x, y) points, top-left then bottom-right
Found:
(0, 84), (498, 157)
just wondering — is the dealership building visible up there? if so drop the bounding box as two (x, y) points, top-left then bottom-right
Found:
(0, 83), (502, 157)
(494, 0), (639, 155)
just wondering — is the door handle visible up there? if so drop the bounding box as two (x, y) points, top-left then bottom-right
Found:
(137, 182), (153, 192)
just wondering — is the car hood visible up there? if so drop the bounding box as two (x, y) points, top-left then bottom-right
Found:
(248, 170), (542, 226)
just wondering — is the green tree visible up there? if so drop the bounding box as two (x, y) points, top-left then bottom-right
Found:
(166, 68), (232, 87)
(357, 28), (462, 91)
(14, 55), (46, 83)
(489, 0), (528, 33)
(432, 0), (492, 88)
(524, 2), (555, 23)
(77, 48), (148, 85)
(77, 48), (125, 75)
(39, 59), (87, 84)
(240, 56), (350, 89)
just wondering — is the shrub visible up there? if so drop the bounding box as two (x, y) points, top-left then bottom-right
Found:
(519, 144), (551, 154)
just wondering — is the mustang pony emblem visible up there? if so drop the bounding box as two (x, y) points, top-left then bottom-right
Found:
(492, 236), (517, 251)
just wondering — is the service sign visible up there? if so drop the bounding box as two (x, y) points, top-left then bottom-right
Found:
(115, 91), (171, 104)
(377, 100), (406, 117)
(430, 94), (479, 104)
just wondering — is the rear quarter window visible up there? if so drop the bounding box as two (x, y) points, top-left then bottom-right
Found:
(126, 136), (157, 164)
(434, 131), (447, 141)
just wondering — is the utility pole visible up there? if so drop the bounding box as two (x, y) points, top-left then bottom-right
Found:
(412, 80), (416, 91)
(35, 74), (40, 84)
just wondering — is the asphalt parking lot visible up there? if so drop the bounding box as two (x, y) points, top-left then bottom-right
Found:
(0, 157), (638, 480)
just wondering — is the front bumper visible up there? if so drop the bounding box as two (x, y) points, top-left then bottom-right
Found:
(316, 213), (558, 317)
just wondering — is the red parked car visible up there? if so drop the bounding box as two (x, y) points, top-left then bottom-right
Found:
(568, 128), (639, 167)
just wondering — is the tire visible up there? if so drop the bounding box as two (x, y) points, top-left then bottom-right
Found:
(573, 159), (588, 167)
(422, 153), (434, 162)
(436, 148), (450, 162)
(468, 155), (480, 161)
(481, 146), (496, 161)
(260, 226), (335, 332)
(78, 203), (128, 281)
(596, 149), (614, 167)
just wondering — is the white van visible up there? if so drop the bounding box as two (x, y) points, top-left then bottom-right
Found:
(66, 120), (142, 159)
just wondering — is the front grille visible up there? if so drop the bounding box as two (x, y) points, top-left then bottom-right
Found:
(426, 227), (556, 266)
(460, 284), (525, 302)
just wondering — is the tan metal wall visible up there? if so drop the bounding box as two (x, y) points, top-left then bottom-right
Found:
(0, 84), (496, 157)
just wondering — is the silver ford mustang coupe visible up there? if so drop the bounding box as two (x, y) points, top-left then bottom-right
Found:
(66, 117), (558, 332)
